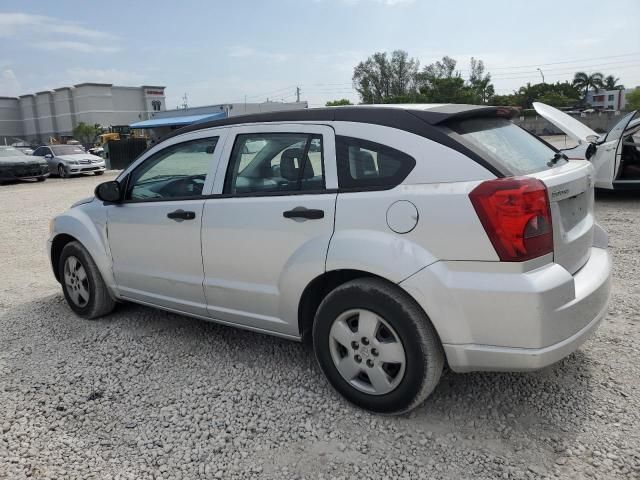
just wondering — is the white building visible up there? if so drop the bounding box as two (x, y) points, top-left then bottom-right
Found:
(586, 87), (638, 111)
(0, 83), (166, 145)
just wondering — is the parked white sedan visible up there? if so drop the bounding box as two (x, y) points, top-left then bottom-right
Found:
(48, 104), (611, 414)
(33, 144), (106, 178)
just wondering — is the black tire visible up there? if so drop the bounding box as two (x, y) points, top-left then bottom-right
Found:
(36, 176), (46, 182)
(58, 241), (115, 319)
(58, 164), (68, 178)
(313, 277), (444, 415)
(94, 171), (104, 176)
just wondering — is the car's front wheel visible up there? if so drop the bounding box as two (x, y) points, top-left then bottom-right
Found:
(94, 171), (104, 176)
(36, 176), (46, 182)
(58, 164), (69, 178)
(58, 241), (115, 319)
(313, 278), (444, 415)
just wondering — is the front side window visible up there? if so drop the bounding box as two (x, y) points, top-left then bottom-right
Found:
(336, 136), (416, 189)
(224, 133), (324, 194)
(126, 137), (218, 201)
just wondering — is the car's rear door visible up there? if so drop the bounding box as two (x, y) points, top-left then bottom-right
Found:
(201, 123), (337, 337)
(107, 130), (227, 316)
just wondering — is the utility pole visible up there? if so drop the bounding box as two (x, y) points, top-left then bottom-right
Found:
(296, 86), (300, 103)
(536, 68), (545, 84)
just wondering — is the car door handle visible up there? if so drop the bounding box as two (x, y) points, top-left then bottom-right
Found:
(283, 207), (324, 220)
(167, 209), (196, 221)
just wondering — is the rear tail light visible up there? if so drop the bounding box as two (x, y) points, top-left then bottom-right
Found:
(469, 177), (553, 262)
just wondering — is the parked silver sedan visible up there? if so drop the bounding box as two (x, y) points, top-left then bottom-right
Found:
(33, 145), (106, 178)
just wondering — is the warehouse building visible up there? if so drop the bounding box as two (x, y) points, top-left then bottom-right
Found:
(0, 83), (166, 145)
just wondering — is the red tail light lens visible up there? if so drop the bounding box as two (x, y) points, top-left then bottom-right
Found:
(469, 177), (553, 262)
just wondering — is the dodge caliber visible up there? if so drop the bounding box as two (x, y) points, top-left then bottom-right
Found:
(48, 105), (611, 414)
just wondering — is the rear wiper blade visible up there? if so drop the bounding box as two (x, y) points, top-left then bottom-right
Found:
(547, 152), (568, 167)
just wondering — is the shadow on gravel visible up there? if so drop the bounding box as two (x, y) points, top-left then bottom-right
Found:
(3, 293), (596, 440)
(596, 189), (640, 201)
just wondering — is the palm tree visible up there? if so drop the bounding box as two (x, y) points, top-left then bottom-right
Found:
(603, 75), (624, 90)
(572, 72), (604, 100)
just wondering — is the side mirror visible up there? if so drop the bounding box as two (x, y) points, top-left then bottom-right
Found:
(44, 154), (53, 159)
(585, 143), (597, 161)
(95, 181), (122, 203)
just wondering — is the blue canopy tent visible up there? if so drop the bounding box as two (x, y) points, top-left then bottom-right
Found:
(129, 112), (227, 129)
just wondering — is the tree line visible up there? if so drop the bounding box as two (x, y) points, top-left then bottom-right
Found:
(326, 50), (628, 110)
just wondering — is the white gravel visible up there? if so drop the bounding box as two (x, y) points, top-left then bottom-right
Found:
(1, 174), (639, 480)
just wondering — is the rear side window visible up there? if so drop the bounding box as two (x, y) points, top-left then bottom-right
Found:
(336, 136), (416, 189)
(448, 118), (562, 175)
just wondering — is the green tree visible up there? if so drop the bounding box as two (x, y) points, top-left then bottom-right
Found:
(603, 75), (624, 90)
(468, 57), (495, 103)
(537, 92), (574, 108)
(572, 72), (604, 100)
(73, 122), (101, 146)
(325, 99), (353, 106)
(626, 89), (640, 111)
(352, 50), (419, 103)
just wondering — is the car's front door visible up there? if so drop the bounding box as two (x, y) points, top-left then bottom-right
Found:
(107, 132), (226, 316)
(201, 124), (338, 337)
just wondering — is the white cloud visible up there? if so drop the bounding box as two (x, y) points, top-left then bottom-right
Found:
(0, 12), (111, 39)
(0, 12), (117, 54)
(64, 67), (145, 86)
(227, 46), (288, 62)
(0, 69), (21, 97)
(32, 41), (120, 54)
(341, 0), (415, 5)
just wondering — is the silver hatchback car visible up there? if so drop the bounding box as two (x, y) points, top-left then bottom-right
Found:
(48, 105), (611, 414)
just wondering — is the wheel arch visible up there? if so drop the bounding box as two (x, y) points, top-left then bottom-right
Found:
(50, 211), (117, 295)
(298, 269), (383, 343)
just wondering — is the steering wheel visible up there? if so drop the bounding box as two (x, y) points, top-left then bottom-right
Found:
(158, 175), (206, 197)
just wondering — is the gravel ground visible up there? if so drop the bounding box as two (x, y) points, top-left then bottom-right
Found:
(1, 173), (639, 480)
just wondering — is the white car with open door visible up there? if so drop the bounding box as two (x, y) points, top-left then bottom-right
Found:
(533, 102), (640, 190)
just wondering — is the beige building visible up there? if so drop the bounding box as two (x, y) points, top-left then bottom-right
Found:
(0, 83), (166, 145)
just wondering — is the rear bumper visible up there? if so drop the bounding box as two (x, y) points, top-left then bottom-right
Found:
(401, 244), (611, 373)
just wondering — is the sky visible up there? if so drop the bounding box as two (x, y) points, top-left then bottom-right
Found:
(1, 0), (639, 109)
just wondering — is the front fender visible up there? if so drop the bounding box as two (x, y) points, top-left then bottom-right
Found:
(50, 202), (117, 296)
(326, 229), (437, 283)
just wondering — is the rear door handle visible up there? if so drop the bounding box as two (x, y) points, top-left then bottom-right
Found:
(283, 207), (324, 220)
(167, 209), (196, 221)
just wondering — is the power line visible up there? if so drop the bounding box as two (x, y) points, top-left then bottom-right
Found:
(486, 52), (640, 70)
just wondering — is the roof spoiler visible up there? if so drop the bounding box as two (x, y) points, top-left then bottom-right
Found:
(409, 105), (519, 125)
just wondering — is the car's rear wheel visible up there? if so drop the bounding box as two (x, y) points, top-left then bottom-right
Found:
(58, 164), (68, 178)
(58, 241), (115, 319)
(313, 277), (444, 415)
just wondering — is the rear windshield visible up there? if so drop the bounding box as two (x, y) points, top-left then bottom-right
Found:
(448, 117), (564, 175)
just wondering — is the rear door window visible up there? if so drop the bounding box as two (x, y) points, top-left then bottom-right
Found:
(224, 133), (324, 194)
(336, 136), (415, 189)
(448, 118), (563, 175)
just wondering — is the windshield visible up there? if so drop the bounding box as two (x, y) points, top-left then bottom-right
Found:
(51, 145), (86, 155)
(0, 146), (25, 157)
(448, 117), (564, 175)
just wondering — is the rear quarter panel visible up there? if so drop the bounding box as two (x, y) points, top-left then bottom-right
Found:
(327, 122), (499, 283)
